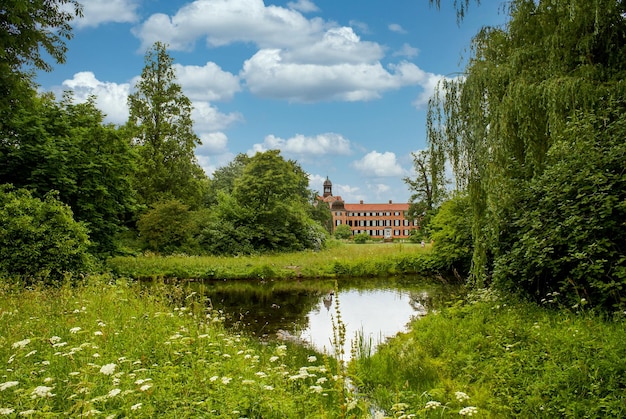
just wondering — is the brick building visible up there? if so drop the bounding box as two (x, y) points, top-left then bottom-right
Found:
(320, 177), (418, 240)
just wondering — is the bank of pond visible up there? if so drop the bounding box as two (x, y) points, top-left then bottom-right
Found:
(0, 273), (624, 418)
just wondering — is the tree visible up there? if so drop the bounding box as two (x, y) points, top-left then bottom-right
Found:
(334, 224), (352, 240)
(127, 42), (208, 209)
(0, 186), (92, 284)
(309, 193), (333, 234)
(427, 0), (626, 293)
(206, 153), (250, 206)
(0, 93), (137, 255)
(137, 199), (196, 254)
(403, 148), (447, 228)
(0, 0), (82, 125)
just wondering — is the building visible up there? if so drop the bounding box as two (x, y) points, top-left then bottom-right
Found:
(320, 177), (418, 240)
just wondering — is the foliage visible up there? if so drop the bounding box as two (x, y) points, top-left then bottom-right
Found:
(427, 0), (626, 299)
(0, 186), (92, 284)
(352, 233), (371, 244)
(126, 42), (208, 209)
(206, 153), (250, 206)
(309, 194), (333, 235)
(492, 106), (626, 310)
(136, 200), (197, 254)
(429, 194), (473, 274)
(403, 148), (447, 226)
(0, 94), (137, 255)
(0, 0), (82, 121)
(334, 224), (352, 240)
(357, 289), (626, 417)
(0, 277), (354, 418)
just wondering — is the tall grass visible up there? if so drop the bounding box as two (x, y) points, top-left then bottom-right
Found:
(107, 242), (436, 281)
(0, 276), (359, 418)
(356, 288), (626, 417)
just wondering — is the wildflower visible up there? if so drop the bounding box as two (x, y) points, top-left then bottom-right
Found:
(19, 410), (36, 416)
(209, 376), (219, 382)
(49, 336), (62, 344)
(31, 386), (55, 398)
(309, 385), (323, 393)
(255, 372), (267, 378)
(135, 378), (151, 385)
(97, 321), (106, 327)
(94, 331), (103, 336)
(92, 353), (100, 358)
(307, 355), (317, 362)
(99, 363), (116, 375)
(459, 406), (478, 416)
(425, 401), (441, 410)
(0, 408), (15, 415)
(106, 388), (121, 398)
(69, 372), (80, 376)
(25, 350), (37, 358)
(0, 381), (19, 391)
(221, 377), (232, 385)
(140, 384), (152, 392)
(69, 327), (81, 334)
(455, 391), (470, 402)
(316, 377), (328, 384)
(263, 385), (274, 391)
(12, 338), (30, 349)
(130, 403), (142, 411)
(52, 342), (67, 348)
(276, 345), (287, 356)
(241, 380), (255, 385)
(269, 356), (279, 362)
(43, 377), (53, 383)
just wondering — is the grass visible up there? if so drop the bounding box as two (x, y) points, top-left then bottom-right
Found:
(107, 242), (436, 281)
(0, 276), (359, 418)
(355, 288), (626, 418)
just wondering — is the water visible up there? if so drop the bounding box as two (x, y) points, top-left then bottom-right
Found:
(198, 278), (454, 357)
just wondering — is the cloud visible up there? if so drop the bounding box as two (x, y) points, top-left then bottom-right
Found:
(133, 0), (328, 51)
(191, 101), (243, 132)
(242, 50), (427, 102)
(197, 132), (229, 155)
(197, 151), (236, 177)
(393, 43), (419, 58)
(287, 0), (319, 13)
(352, 151), (406, 177)
(412, 72), (446, 108)
(61, 72), (130, 124)
(388, 23), (407, 34)
(252, 133), (352, 159)
(174, 62), (241, 101)
(72, 0), (139, 28)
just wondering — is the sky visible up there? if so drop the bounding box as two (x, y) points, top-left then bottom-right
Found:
(36, 0), (509, 204)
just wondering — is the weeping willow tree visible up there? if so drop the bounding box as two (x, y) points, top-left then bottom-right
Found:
(427, 0), (626, 305)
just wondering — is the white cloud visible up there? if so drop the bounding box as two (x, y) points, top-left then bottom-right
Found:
(253, 133), (352, 159)
(61, 72), (130, 124)
(72, 0), (139, 28)
(192, 101), (243, 132)
(197, 151), (236, 177)
(242, 50), (427, 102)
(287, 0), (319, 13)
(352, 151), (406, 177)
(133, 0), (328, 51)
(388, 23), (407, 34)
(198, 132), (229, 155)
(393, 43), (419, 58)
(412, 72), (446, 108)
(174, 62), (241, 101)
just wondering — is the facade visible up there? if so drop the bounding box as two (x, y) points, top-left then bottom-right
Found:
(321, 177), (418, 240)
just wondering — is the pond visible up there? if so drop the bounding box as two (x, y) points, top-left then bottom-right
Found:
(193, 277), (458, 357)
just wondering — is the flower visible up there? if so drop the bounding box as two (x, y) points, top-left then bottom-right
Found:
(0, 408), (15, 415)
(140, 384), (152, 392)
(12, 338), (30, 349)
(269, 356), (279, 362)
(455, 391), (470, 402)
(209, 376), (218, 382)
(459, 406), (478, 416)
(69, 327), (81, 334)
(425, 401), (441, 410)
(307, 355), (317, 362)
(263, 385), (274, 391)
(31, 386), (55, 398)
(19, 410), (36, 416)
(309, 385), (323, 393)
(130, 403), (142, 411)
(94, 331), (103, 336)
(49, 336), (62, 344)
(106, 388), (121, 398)
(99, 363), (116, 375)
(221, 377), (232, 385)
(316, 377), (328, 385)
(0, 381), (19, 391)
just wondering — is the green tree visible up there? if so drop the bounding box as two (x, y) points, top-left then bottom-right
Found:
(0, 0), (82, 123)
(137, 199), (196, 254)
(0, 186), (92, 284)
(0, 94), (137, 255)
(206, 153), (250, 206)
(403, 148), (447, 230)
(429, 194), (473, 275)
(427, 0), (626, 294)
(334, 224), (352, 240)
(310, 193), (333, 235)
(127, 42), (208, 209)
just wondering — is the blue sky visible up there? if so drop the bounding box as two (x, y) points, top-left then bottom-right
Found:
(36, 0), (508, 203)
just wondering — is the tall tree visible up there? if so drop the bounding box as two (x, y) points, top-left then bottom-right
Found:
(403, 147), (447, 224)
(427, 0), (626, 301)
(0, 0), (82, 125)
(126, 42), (208, 209)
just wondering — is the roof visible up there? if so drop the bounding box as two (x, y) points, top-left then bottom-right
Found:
(343, 202), (410, 211)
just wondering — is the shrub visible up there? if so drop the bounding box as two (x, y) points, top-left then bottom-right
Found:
(137, 199), (197, 254)
(353, 233), (371, 244)
(0, 186), (93, 284)
(334, 224), (352, 240)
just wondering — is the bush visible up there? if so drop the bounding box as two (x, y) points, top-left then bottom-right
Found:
(0, 186), (93, 284)
(353, 233), (371, 244)
(429, 194), (473, 274)
(334, 224), (352, 240)
(136, 199), (197, 254)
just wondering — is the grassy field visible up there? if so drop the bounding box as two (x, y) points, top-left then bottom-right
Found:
(107, 242), (436, 281)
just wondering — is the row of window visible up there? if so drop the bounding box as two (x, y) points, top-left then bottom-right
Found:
(336, 219), (417, 227)
(352, 229), (413, 236)
(345, 211), (404, 217)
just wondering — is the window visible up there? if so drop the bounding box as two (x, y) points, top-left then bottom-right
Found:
(336, 220), (341, 226)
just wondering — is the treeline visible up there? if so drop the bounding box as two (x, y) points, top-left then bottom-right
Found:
(412, 0), (625, 312)
(0, 7), (332, 283)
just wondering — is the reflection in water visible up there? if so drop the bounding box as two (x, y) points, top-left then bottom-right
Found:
(201, 280), (447, 357)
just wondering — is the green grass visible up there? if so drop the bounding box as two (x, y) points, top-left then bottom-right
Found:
(0, 277), (359, 418)
(356, 288), (626, 418)
(107, 242), (435, 281)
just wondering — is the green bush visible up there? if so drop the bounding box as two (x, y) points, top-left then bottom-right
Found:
(136, 199), (197, 254)
(353, 233), (371, 244)
(429, 194), (473, 274)
(334, 224), (352, 240)
(0, 186), (93, 284)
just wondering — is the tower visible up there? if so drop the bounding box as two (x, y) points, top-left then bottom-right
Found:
(323, 176), (332, 198)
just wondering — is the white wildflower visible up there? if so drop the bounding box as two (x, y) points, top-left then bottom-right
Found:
(0, 381), (19, 391)
(99, 363), (116, 375)
(221, 377), (232, 385)
(107, 388), (121, 398)
(455, 391), (470, 402)
(316, 377), (328, 384)
(0, 408), (15, 415)
(130, 403), (142, 411)
(241, 380), (255, 385)
(94, 331), (103, 336)
(309, 385), (323, 393)
(69, 327), (81, 334)
(19, 410), (36, 416)
(425, 401), (441, 410)
(140, 384), (152, 392)
(269, 356), (279, 362)
(31, 386), (55, 398)
(209, 376), (219, 382)
(307, 355), (317, 362)
(263, 385), (274, 391)
(25, 350), (37, 358)
(134, 378), (151, 385)
(49, 336), (62, 344)
(12, 338), (30, 349)
(459, 406), (478, 416)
